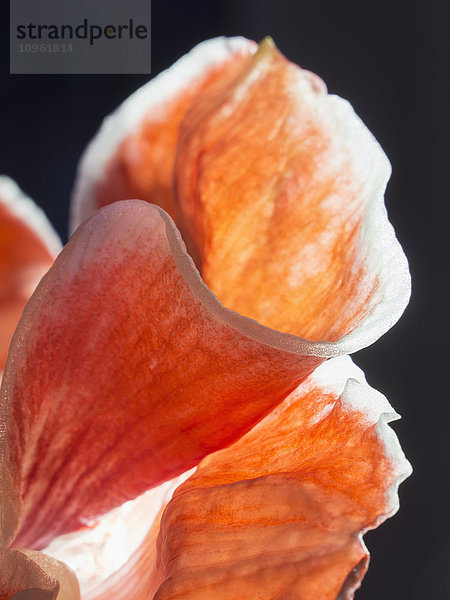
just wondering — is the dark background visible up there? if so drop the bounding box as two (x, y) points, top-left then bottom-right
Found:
(0, 1), (448, 598)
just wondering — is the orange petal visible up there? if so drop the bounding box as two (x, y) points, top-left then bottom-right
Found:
(153, 356), (411, 600)
(0, 177), (61, 368)
(175, 38), (410, 351)
(70, 37), (256, 231)
(0, 547), (79, 600)
(3, 200), (346, 551)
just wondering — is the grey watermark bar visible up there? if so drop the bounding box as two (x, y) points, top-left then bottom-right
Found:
(10, 0), (151, 74)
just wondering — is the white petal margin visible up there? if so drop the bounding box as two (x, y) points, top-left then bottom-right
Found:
(312, 354), (412, 518)
(70, 36), (257, 234)
(42, 355), (410, 600)
(70, 36), (410, 358)
(0, 176), (62, 257)
(311, 355), (412, 599)
(271, 60), (411, 355)
(314, 94), (411, 356)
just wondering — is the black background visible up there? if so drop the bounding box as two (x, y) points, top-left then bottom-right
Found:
(1, 1), (448, 599)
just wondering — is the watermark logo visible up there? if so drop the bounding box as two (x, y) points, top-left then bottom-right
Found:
(10, 0), (151, 74)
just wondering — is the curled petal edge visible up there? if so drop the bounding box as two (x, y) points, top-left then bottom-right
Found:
(70, 37), (411, 357)
(44, 356), (411, 600)
(152, 355), (412, 600)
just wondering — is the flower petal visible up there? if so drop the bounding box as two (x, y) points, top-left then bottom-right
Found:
(43, 473), (193, 600)
(152, 355), (411, 600)
(0, 547), (79, 600)
(3, 200), (340, 551)
(82, 510), (162, 600)
(70, 37), (256, 231)
(0, 177), (61, 368)
(175, 38), (410, 352)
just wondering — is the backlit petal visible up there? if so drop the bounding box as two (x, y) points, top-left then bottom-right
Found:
(43, 473), (193, 600)
(0, 177), (61, 368)
(175, 38), (410, 352)
(84, 509), (162, 600)
(153, 356), (411, 600)
(70, 37), (256, 231)
(2, 200), (350, 551)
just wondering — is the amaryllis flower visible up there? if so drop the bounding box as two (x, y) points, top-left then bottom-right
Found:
(0, 37), (411, 599)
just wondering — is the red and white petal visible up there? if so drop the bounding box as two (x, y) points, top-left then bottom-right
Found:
(0, 177), (61, 368)
(2, 200), (332, 551)
(70, 37), (257, 231)
(43, 472), (193, 600)
(152, 355), (411, 600)
(174, 38), (410, 353)
(0, 546), (79, 600)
